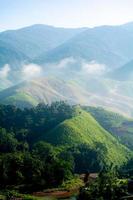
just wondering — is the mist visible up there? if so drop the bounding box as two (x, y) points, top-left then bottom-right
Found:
(0, 64), (10, 79)
(81, 60), (107, 75)
(21, 63), (43, 80)
(41, 57), (108, 78)
(1, 58), (108, 88)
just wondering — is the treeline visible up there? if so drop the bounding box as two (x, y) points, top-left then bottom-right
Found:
(0, 101), (75, 144)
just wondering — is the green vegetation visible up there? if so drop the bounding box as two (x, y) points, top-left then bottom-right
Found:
(78, 168), (128, 200)
(0, 101), (132, 198)
(61, 176), (84, 190)
(84, 106), (127, 128)
(2, 92), (38, 107)
(2, 22), (133, 200)
(44, 108), (131, 167)
(84, 106), (133, 150)
(0, 102), (76, 192)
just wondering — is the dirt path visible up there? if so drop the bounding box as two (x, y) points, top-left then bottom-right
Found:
(33, 188), (78, 199)
(33, 173), (98, 199)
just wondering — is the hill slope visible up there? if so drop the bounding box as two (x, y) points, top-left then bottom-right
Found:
(43, 109), (131, 167)
(84, 107), (133, 150)
(1, 76), (133, 117)
(0, 77), (92, 107)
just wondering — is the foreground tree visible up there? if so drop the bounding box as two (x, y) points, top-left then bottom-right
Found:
(78, 168), (128, 200)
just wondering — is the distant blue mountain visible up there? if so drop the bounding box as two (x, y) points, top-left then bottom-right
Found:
(35, 23), (133, 69)
(0, 24), (86, 68)
(109, 59), (133, 81)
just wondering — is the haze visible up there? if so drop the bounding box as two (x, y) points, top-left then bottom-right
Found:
(0, 0), (133, 31)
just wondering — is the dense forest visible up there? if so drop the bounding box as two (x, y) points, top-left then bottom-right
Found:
(0, 102), (74, 191)
(0, 102), (133, 199)
(0, 102), (103, 192)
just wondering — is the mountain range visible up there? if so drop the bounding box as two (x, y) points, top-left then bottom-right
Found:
(35, 23), (133, 68)
(1, 75), (133, 116)
(0, 24), (86, 68)
(1, 22), (133, 116)
(1, 22), (133, 176)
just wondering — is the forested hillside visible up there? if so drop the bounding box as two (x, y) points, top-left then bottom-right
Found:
(0, 102), (132, 193)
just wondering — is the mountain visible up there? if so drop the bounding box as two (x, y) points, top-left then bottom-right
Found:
(2, 23), (133, 116)
(121, 21), (133, 32)
(84, 106), (133, 150)
(0, 40), (28, 69)
(1, 22), (133, 71)
(109, 59), (133, 81)
(35, 23), (133, 69)
(0, 78), (12, 91)
(0, 77), (89, 108)
(0, 24), (86, 68)
(1, 75), (133, 116)
(42, 108), (131, 167)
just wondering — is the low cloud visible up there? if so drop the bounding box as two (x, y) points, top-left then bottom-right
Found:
(50, 58), (107, 76)
(0, 64), (10, 79)
(42, 58), (107, 77)
(82, 60), (107, 75)
(22, 63), (43, 79)
(57, 57), (76, 69)
(0, 59), (107, 86)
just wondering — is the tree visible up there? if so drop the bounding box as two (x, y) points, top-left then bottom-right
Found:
(0, 128), (18, 153)
(78, 167), (128, 200)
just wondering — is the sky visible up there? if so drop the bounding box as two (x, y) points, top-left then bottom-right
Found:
(0, 0), (133, 31)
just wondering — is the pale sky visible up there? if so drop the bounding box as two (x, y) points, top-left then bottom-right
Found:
(0, 0), (133, 31)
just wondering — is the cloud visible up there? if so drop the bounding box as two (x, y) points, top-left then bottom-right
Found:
(0, 64), (10, 79)
(43, 58), (107, 77)
(49, 58), (107, 76)
(57, 57), (76, 68)
(22, 63), (43, 79)
(82, 60), (107, 75)
(0, 59), (107, 85)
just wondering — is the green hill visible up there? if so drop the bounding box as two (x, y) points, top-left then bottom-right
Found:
(84, 106), (133, 150)
(43, 109), (132, 167)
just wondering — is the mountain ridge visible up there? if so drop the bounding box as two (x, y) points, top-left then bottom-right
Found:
(1, 76), (133, 117)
